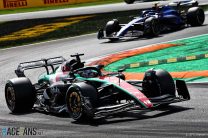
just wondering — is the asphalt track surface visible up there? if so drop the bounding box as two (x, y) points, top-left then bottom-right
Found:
(0, 15), (208, 138)
(0, 0), (207, 21)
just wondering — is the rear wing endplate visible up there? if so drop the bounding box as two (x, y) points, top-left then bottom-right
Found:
(15, 56), (66, 77)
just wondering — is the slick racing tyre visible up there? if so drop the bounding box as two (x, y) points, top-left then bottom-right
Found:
(124, 0), (135, 4)
(187, 7), (205, 26)
(66, 82), (97, 121)
(5, 78), (36, 113)
(142, 69), (175, 98)
(144, 17), (160, 36)
(105, 19), (121, 36)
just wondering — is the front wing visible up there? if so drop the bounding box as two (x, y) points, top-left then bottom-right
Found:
(83, 80), (190, 119)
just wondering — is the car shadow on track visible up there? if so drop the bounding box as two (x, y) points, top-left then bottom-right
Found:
(99, 24), (207, 44)
(99, 35), (163, 44)
(10, 109), (70, 118)
(71, 105), (193, 126)
(8, 105), (192, 126)
(98, 29), (186, 44)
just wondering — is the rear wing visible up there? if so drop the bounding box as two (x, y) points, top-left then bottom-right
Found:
(15, 56), (66, 77)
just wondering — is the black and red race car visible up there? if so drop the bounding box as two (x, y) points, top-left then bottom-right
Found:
(5, 54), (190, 121)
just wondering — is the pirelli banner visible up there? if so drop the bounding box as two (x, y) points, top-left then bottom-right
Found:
(0, 0), (99, 10)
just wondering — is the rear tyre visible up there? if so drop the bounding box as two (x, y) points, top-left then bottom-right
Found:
(144, 17), (160, 36)
(105, 19), (121, 37)
(142, 69), (175, 98)
(66, 82), (97, 121)
(187, 7), (205, 26)
(5, 78), (36, 113)
(124, 0), (135, 4)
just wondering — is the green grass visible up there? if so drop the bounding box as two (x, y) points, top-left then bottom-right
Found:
(0, 10), (139, 48)
(202, 4), (208, 11)
(104, 34), (208, 72)
(0, 0), (123, 15)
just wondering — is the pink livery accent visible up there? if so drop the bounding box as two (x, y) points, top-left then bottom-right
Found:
(102, 76), (153, 108)
(55, 72), (69, 82)
(48, 71), (69, 84)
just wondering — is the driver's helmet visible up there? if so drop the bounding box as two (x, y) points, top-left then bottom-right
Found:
(62, 59), (76, 72)
(78, 69), (98, 78)
(152, 2), (161, 11)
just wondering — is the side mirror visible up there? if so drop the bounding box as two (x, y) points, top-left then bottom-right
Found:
(97, 64), (104, 70)
(118, 68), (126, 73)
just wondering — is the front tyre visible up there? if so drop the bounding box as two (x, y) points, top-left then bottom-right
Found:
(66, 83), (97, 121)
(105, 19), (121, 37)
(142, 69), (175, 98)
(5, 78), (36, 113)
(187, 7), (205, 26)
(67, 89), (84, 120)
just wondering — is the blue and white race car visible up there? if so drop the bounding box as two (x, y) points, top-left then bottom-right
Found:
(97, 0), (205, 41)
(124, 0), (198, 4)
